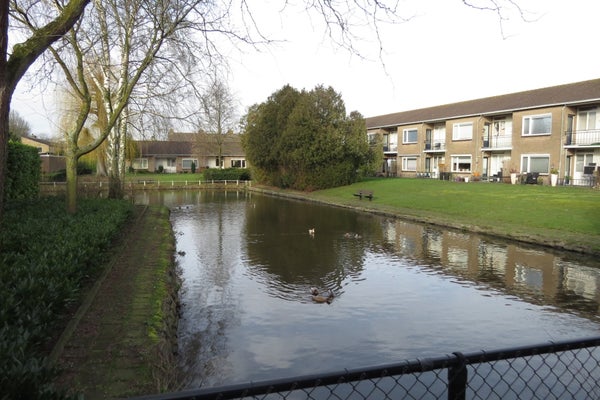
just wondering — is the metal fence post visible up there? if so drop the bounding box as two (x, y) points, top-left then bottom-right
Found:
(448, 352), (467, 400)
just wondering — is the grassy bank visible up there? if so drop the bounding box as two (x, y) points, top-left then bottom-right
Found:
(259, 178), (600, 255)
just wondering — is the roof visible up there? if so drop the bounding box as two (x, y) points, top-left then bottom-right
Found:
(193, 133), (244, 156)
(135, 134), (245, 157)
(22, 135), (56, 146)
(167, 131), (196, 141)
(366, 78), (600, 130)
(136, 141), (193, 156)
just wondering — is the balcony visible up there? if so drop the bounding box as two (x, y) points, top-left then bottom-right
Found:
(564, 129), (600, 147)
(424, 141), (446, 152)
(383, 144), (398, 153)
(481, 136), (512, 150)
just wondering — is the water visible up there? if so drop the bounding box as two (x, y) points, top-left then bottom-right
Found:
(135, 190), (600, 389)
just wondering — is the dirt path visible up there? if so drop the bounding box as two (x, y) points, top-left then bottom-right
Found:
(53, 205), (178, 399)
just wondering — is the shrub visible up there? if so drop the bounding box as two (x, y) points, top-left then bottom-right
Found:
(203, 168), (251, 181)
(5, 141), (40, 201)
(0, 197), (133, 398)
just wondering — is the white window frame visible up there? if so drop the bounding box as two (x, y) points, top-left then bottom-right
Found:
(386, 132), (398, 152)
(451, 154), (472, 172)
(182, 158), (198, 170)
(452, 122), (473, 141)
(231, 159), (246, 168)
(521, 154), (550, 174)
(403, 128), (418, 144)
(402, 156), (417, 171)
(522, 114), (552, 136)
(577, 109), (597, 131)
(133, 158), (148, 169)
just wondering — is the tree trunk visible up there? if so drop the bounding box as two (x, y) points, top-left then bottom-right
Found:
(107, 127), (123, 199)
(0, 87), (9, 217)
(65, 151), (79, 214)
(0, 2), (12, 219)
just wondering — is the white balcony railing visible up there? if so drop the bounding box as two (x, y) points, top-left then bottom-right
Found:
(565, 129), (600, 146)
(482, 136), (512, 149)
(424, 141), (446, 151)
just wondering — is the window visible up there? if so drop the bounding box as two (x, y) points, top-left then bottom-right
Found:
(521, 154), (550, 173)
(492, 118), (512, 136)
(452, 122), (473, 140)
(367, 133), (379, 146)
(523, 114), (552, 136)
(383, 132), (398, 152)
(231, 159), (246, 168)
(132, 158), (148, 169)
(575, 154), (594, 173)
(451, 155), (472, 172)
(402, 156), (417, 171)
(182, 158), (197, 169)
(577, 109), (597, 130)
(403, 128), (418, 144)
(433, 124), (446, 142)
(167, 158), (176, 167)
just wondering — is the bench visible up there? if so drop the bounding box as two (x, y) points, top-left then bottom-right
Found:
(137, 179), (156, 184)
(353, 189), (374, 200)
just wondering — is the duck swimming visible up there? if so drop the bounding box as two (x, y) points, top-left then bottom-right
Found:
(311, 288), (334, 304)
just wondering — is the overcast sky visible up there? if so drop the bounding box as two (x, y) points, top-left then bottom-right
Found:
(12, 0), (600, 136)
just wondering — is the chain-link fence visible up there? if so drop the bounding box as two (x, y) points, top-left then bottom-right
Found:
(133, 336), (600, 400)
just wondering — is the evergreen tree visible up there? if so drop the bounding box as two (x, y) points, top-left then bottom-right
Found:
(242, 84), (374, 190)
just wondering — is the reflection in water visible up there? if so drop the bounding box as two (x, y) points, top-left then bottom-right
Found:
(136, 190), (600, 389)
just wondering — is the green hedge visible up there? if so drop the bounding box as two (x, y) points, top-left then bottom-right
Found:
(5, 141), (41, 201)
(0, 198), (133, 399)
(203, 167), (251, 181)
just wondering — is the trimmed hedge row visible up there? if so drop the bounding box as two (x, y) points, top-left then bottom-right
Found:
(5, 141), (41, 201)
(0, 198), (134, 399)
(203, 167), (250, 181)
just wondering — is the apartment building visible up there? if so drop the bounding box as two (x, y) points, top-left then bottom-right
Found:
(366, 79), (600, 185)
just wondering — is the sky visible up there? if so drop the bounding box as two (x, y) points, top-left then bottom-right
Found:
(11, 0), (600, 137)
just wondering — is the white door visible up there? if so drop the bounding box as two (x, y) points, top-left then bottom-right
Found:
(573, 153), (595, 185)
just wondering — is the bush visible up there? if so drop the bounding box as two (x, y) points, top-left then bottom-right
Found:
(0, 198), (133, 399)
(203, 168), (251, 181)
(5, 141), (40, 201)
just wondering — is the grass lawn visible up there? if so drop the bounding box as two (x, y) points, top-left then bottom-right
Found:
(301, 178), (600, 255)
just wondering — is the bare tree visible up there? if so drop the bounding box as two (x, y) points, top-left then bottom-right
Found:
(195, 73), (238, 169)
(5, 0), (530, 213)
(8, 109), (31, 140)
(0, 0), (89, 217)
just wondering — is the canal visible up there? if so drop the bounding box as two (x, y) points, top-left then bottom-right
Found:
(135, 190), (600, 389)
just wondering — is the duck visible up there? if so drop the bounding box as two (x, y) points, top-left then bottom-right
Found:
(311, 288), (334, 304)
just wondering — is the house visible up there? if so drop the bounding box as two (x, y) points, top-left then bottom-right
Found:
(130, 132), (247, 173)
(21, 135), (66, 173)
(366, 79), (600, 185)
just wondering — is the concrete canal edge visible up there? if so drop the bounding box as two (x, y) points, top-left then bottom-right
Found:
(52, 205), (181, 398)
